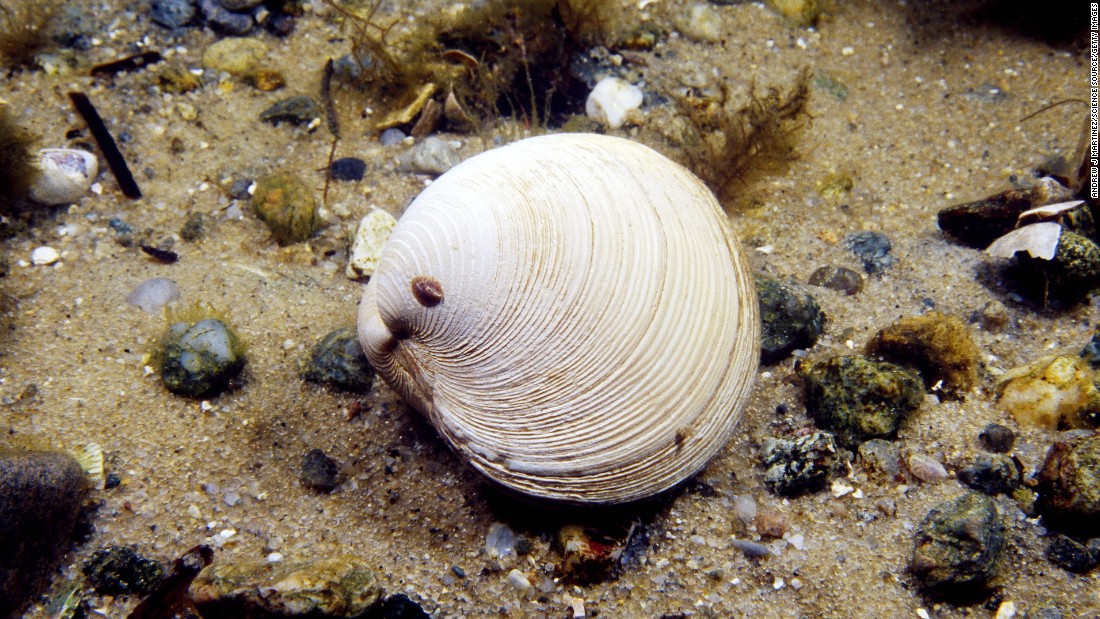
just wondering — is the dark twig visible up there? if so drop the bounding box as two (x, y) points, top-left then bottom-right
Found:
(68, 91), (141, 199)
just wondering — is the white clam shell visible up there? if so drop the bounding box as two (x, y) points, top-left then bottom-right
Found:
(29, 148), (98, 205)
(358, 133), (759, 504)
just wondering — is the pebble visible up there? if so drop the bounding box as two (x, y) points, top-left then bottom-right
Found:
(199, 0), (253, 35)
(906, 452), (949, 482)
(30, 246), (60, 266)
(799, 355), (924, 448)
(201, 37), (268, 76)
(996, 355), (1100, 430)
(1035, 432), (1100, 536)
(399, 136), (461, 176)
(1080, 331), (1100, 368)
(585, 77), (644, 130)
(559, 524), (621, 583)
(844, 231), (894, 275)
(260, 95), (322, 126)
(127, 277), (180, 313)
(936, 177), (1073, 249)
(346, 209), (397, 280)
(765, 0), (824, 26)
(977, 299), (1009, 332)
(1015, 231), (1100, 303)
(729, 539), (772, 558)
(958, 454), (1019, 495)
(190, 555), (381, 617)
(181, 212), (205, 241)
(760, 431), (847, 496)
(379, 128), (406, 146)
(505, 569), (532, 592)
(251, 172), (319, 244)
(0, 449), (88, 618)
(150, 0), (197, 28)
(678, 3), (723, 42)
(1044, 534), (1099, 573)
(857, 438), (904, 480)
(909, 492), (1005, 600)
(82, 546), (166, 595)
(300, 448), (340, 492)
(331, 157), (367, 182)
(757, 276), (826, 364)
(807, 265), (863, 295)
(978, 423), (1016, 453)
(865, 311), (980, 399)
(159, 318), (246, 398)
(484, 522), (517, 561)
(218, 0), (261, 9)
(228, 178), (253, 200)
(299, 327), (376, 393)
(28, 148), (98, 205)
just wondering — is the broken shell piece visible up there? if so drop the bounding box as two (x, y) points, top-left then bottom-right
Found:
(1018, 200), (1086, 223)
(346, 209), (397, 280)
(376, 82), (437, 130)
(71, 442), (105, 490)
(985, 222), (1062, 260)
(585, 77), (643, 129)
(29, 148), (99, 205)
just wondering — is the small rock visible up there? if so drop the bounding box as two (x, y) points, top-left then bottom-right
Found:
(910, 492), (1005, 600)
(29, 148), (98, 205)
(399, 137), (460, 176)
(678, 3), (723, 42)
(1016, 231), (1100, 303)
(300, 449), (340, 492)
(754, 508), (787, 538)
(30, 246), (60, 266)
(906, 452), (949, 482)
(978, 300), (1009, 332)
(331, 157), (367, 182)
(844, 231), (893, 275)
(800, 355), (924, 448)
(83, 546), (166, 596)
(958, 454), (1019, 495)
(760, 431), (847, 496)
(201, 37), (268, 76)
(484, 522), (516, 561)
(807, 265), (863, 295)
(150, 0), (197, 28)
(228, 178), (253, 200)
(857, 438), (904, 480)
(190, 555), (381, 618)
(300, 327), (375, 393)
(180, 212), (205, 241)
(199, 0), (253, 35)
(1044, 534), (1099, 573)
(260, 95), (322, 126)
(1080, 331), (1100, 369)
(585, 77), (644, 130)
(865, 311), (980, 399)
(1035, 432), (1100, 535)
(506, 569), (531, 592)
(996, 355), (1100, 430)
(368, 594), (432, 619)
(730, 539), (772, 558)
(757, 276), (826, 364)
(127, 277), (180, 313)
(346, 209), (398, 280)
(159, 317), (246, 398)
(0, 449), (88, 618)
(765, 0), (823, 26)
(251, 172), (319, 244)
(379, 128), (406, 146)
(979, 423), (1016, 453)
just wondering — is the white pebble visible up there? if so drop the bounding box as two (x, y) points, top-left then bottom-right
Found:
(585, 77), (643, 130)
(908, 453), (948, 482)
(506, 568), (531, 591)
(346, 209), (398, 280)
(31, 246), (60, 266)
(994, 600), (1016, 619)
(127, 278), (180, 313)
(484, 521), (517, 560)
(266, 552), (284, 562)
(29, 148), (99, 205)
(569, 597), (586, 618)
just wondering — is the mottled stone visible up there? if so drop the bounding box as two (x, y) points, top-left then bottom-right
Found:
(865, 311), (980, 399)
(958, 454), (1019, 496)
(808, 265), (863, 295)
(201, 37), (268, 76)
(757, 276), (825, 364)
(1035, 432), (1100, 535)
(251, 172), (318, 244)
(844, 231), (893, 275)
(761, 431), (847, 496)
(260, 96), (322, 126)
(978, 423), (1016, 453)
(159, 318), (246, 398)
(83, 546), (166, 595)
(910, 492), (1004, 600)
(300, 449), (340, 492)
(300, 327), (375, 393)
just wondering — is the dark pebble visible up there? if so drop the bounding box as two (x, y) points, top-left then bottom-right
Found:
(978, 423), (1015, 453)
(150, 0), (197, 29)
(365, 593), (432, 619)
(260, 95), (322, 126)
(104, 472), (122, 489)
(799, 355), (924, 448)
(808, 265), (863, 295)
(1015, 231), (1100, 303)
(265, 13), (296, 36)
(451, 565), (466, 578)
(958, 454), (1019, 496)
(910, 492), (1005, 600)
(936, 178), (1073, 249)
(1035, 432), (1100, 536)
(180, 211), (205, 241)
(299, 327), (375, 392)
(83, 546), (166, 596)
(0, 450), (88, 618)
(198, 0), (253, 35)
(1045, 534), (1099, 573)
(331, 157), (367, 182)
(756, 276), (826, 364)
(729, 539), (771, 558)
(300, 449), (340, 492)
(760, 431), (847, 496)
(844, 231), (894, 275)
(228, 178), (252, 200)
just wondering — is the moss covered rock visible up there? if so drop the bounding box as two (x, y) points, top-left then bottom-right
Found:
(910, 492), (1005, 600)
(251, 172), (318, 245)
(756, 276), (825, 364)
(300, 327), (375, 393)
(865, 311), (979, 399)
(160, 318), (246, 398)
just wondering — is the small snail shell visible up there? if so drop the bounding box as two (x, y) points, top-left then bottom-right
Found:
(358, 133), (759, 504)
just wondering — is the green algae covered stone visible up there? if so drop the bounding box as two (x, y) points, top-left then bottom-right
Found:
(252, 172), (318, 245)
(160, 318), (246, 398)
(910, 492), (1005, 600)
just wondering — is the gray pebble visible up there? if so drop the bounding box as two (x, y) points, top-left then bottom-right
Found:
(228, 178), (252, 200)
(761, 431), (847, 496)
(844, 231), (894, 275)
(978, 423), (1015, 453)
(808, 265), (863, 295)
(299, 327), (375, 393)
(199, 0), (252, 35)
(217, 0), (260, 9)
(260, 95), (322, 126)
(1044, 534), (1099, 573)
(400, 136), (461, 176)
(150, 0), (197, 29)
(958, 454), (1019, 496)
(910, 492), (1004, 600)
(160, 318), (246, 398)
(379, 128), (406, 146)
(300, 449), (340, 492)
(127, 278), (180, 313)
(729, 539), (771, 558)
(756, 276), (825, 364)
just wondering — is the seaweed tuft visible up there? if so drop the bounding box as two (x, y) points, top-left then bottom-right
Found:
(0, 104), (39, 213)
(0, 0), (59, 70)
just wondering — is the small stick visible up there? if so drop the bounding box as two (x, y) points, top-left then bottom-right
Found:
(321, 57), (340, 138)
(68, 91), (142, 199)
(90, 51), (163, 77)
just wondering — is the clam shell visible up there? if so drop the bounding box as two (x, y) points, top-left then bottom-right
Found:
(29, 148), (98, 205)
(358, 133), (759, 504)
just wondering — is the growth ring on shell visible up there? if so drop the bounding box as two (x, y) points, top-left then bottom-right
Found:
(358, 133), (759, 504)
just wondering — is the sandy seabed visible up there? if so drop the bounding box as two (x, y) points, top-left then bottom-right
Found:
(2, 0), (1098, 617)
